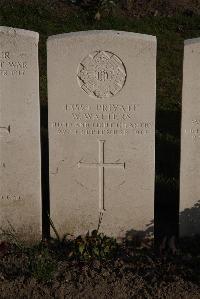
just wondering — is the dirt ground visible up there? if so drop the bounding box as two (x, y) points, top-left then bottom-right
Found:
(1, 264), (200, 299)
(1, 239), (200, 299)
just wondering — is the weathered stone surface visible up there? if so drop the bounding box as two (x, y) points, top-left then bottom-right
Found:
(180, 38), (200, 236)
(0, 27), (41, 243)
(48, 31), (156, 240)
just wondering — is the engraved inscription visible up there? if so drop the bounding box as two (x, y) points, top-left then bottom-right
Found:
(51, 103), (153, 136)
(0, 52), (10, 59)
(77, 51), (126, 99)
(0, 51), (28, 77)
(184, 119), (200, 139)
(78, 140), (125, 211)
(0, 194), (23, 201)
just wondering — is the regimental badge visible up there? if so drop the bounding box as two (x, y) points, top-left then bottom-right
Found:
(77, 50), (127, 99)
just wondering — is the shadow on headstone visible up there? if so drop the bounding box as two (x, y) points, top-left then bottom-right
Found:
(124, 221), (154, 238)
(121, 220), (154, 250)
(179, 200), (200, 236)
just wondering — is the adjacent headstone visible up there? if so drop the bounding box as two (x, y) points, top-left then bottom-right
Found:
(48, 31), (156, 240)
(0, 27), (41, 243)
(180, 38), (200, 236)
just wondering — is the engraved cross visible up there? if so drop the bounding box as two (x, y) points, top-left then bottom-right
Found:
(78, 140), (125, 212)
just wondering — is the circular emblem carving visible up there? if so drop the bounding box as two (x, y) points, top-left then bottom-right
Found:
(77, 50), (126, 99)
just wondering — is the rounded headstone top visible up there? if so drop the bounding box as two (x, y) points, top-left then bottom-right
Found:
(0, 26), (39, 41)
(48, 30), (156, 43)
(184, 38), (200, 46)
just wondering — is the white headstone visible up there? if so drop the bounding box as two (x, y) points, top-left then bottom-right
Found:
(48, 31), (156, 240)
(180, 38), (200, 236)
(0, 27), (41, 243)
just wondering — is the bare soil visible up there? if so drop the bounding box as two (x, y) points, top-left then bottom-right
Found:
(1, 239), (200, 298)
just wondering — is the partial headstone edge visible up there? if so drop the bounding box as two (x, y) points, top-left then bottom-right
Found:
(0, 26), (39, 41)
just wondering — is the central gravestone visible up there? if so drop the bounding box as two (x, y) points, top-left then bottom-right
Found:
(48, 31), (156, 240)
